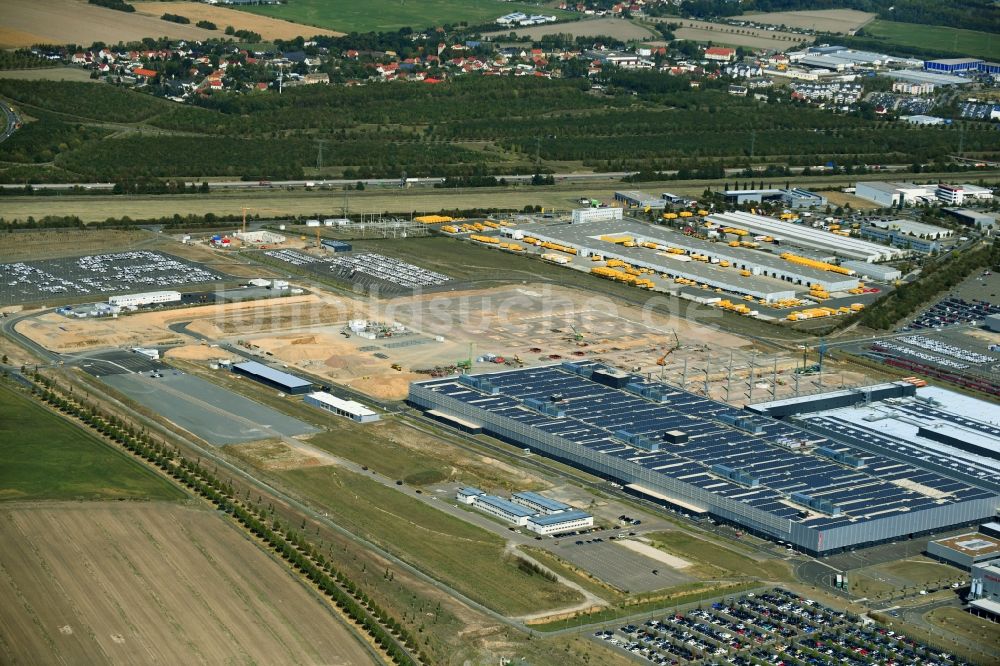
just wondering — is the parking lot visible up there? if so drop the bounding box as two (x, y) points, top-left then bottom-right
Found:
(905, 294), (1000, 331)
(594, 587), (969, 665)
(97, 369), (319, 446)
(552, 539), (693, 593)
(959, 101), (998, 121)
(78, 349), (162, 375)
(0, 251), (223, 306)
(326, 252), (452, 292)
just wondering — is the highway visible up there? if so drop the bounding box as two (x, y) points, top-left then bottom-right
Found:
(0, 164), (919, 192)
(0, 99), (20, 144)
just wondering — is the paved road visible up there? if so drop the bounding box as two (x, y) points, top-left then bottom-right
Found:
(0, 164), (922, 191)
(0, 99), (19, 144)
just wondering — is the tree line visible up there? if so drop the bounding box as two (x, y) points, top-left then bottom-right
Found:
(851, 240), (1000, 330)
(17, 372), (426, 666)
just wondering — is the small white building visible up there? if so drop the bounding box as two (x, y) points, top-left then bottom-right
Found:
(511, 491), (571, 514)
(936, 183), (994, 205)
(571, 207), (623, 224)
(109, 290), (181, 308)
(470, 495), (535, 526)
(304, 391), (380, 423)
(526, 510), (594, 536)
(456, 487), (485, 504)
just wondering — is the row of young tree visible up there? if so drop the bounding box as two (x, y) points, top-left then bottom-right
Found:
(853, 239), (1000, 330)
(19, 372), (426, 666)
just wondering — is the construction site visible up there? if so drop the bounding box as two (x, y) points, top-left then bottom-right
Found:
(16, 276), (871, 404)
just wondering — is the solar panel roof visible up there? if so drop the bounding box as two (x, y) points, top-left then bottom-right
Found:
(417, 363), (993, 529)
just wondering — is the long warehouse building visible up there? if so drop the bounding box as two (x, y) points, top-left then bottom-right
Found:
(409, 363), (999, 555)
(532, 219), (859, 295)
(706, 211), (904, 262)
(232, 360), (314, 395)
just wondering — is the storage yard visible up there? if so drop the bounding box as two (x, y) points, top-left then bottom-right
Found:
(0, 251), (223, 306)
(264, 248), (453, 294)
(409, 362), (1000, 555)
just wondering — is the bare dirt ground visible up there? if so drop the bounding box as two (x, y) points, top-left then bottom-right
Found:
(740, 9), (875, 34)
(18, 281), (871, 404)
(0, 0), (220, 48)
(485, 17), (655, 41)
(0, 67), (97, 82)
(0, 502), (376, 665)
(822, 191), (880, 210)
(16, 293), (322, 352)
(132, 1), (343, 39)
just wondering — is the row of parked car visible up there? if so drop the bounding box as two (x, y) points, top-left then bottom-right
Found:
(594, 587), (966, 665)
(906, 294), (1000, 330)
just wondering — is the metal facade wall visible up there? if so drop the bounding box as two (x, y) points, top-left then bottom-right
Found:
(411, 382), (1000, 554)
(410, 384), (799, 544)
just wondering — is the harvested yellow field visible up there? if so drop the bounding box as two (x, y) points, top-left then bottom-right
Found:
(741, 9), (876, 34)
(485, 17), (655, 41)
(132, 2), (344, 39)
(0, 0), (218, 48)
(0, 502), (377, 665)
(667, 19), (810, 49)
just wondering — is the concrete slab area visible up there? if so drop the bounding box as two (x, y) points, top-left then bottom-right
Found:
(551, 539), (693, 593)
(101, 371), (318, 446)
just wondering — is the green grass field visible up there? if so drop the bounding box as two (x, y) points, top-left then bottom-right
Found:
(0, 383), (185, 502)
(863, 19), (999, 60)
(646, 531), (790, 581)
(277, 465), (582, 615)
(237, 0), (571, 34)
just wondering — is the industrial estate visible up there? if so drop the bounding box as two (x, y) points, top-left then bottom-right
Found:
(2, 2), (1000, 666)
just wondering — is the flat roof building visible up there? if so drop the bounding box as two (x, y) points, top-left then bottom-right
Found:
(970, 561), (1000, 621)
(109, 290), (182, 308)
(511, 491), (571, 514)
(232, 360), (313, 394)
(322, 239), (352, 252)
(457, 487), (485, 504)
(706, 211), (903, 261)
(614, 191), (666, 209)
(860, 226), (939, 254)
(885, 69), (972, 87)
(855, 182), (936, 207)
(925, 58), (983, 73)
(304, 391), (379, 423)
(410, 365), (999, 555)
(571, 207), (622, 224)
(471, 494), (536, 526)
(927, 532), (1000, 570)
(724, 188), (784, 205)
(981, 522), (1000, 539)
(936, 184), (994, 205)
(867, 219), (952, 239)
(839, 260), (901, 283)
(526, 510), (594, 535)
(943, 208), (998, 230)
(531, 218), (859, 299)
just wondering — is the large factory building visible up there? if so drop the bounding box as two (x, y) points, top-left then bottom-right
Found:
(409, 363), (999, 555)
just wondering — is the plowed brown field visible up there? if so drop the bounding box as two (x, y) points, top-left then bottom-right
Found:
(0, 502), (377, 665)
